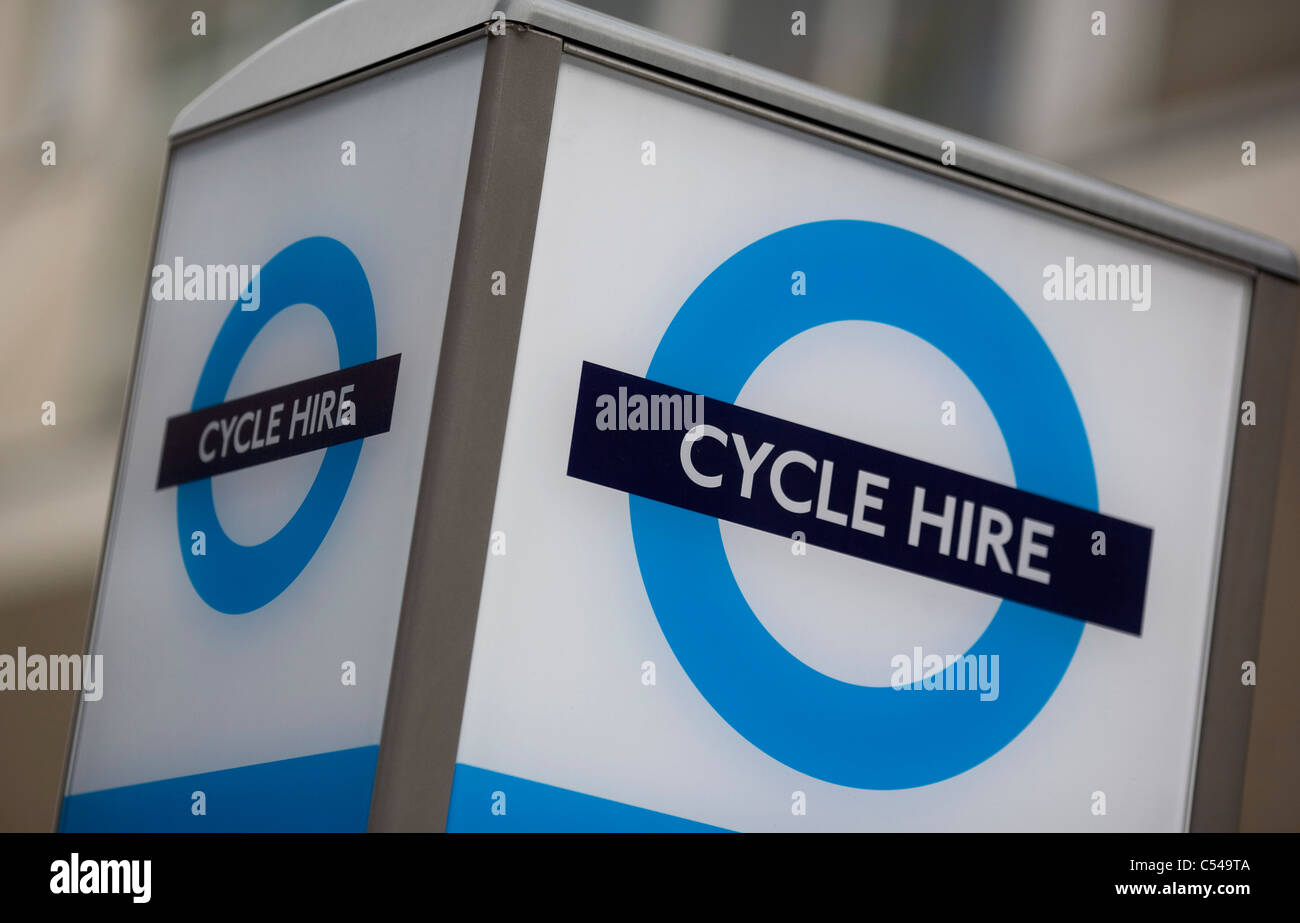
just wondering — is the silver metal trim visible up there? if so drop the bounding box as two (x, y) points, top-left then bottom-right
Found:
(172, 29), (487, 148)
(368, 27), (564, 831)
(171, 0), (1298, 281)
(171, 0), (502, 136)
(561, 44), (1260, 282)
(1190, 273), (1298, 831)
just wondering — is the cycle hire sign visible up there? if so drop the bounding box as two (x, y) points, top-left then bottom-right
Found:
(567, 220), (1154, 793)
(60, 43), (485, 832)
(446, 58), (1251, 831)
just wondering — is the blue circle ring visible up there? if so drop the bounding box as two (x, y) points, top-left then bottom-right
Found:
(629, 220), (1097, 789)
(177, 236), (376, 614)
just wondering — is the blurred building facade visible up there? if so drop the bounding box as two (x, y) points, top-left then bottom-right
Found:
(1, 0), (1296, 830)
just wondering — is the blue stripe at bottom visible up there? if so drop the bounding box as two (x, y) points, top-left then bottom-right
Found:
(446, 763), (728, 832)
(59, 745), (379, 832)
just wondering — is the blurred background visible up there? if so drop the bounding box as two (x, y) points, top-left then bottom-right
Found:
(1, 0), (1297, 831)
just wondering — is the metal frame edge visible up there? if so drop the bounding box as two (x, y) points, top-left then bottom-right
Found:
(1190, 273), (1298, 831)
(169, 0), (1298, 282)
(367, 26), (563, 832)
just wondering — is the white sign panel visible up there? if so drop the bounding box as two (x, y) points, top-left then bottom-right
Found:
(61, 42), (485, 831)
(448, 59), (1251, 831)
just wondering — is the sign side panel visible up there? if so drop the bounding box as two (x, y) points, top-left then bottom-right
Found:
(60, 39), (486, 832)
(448, 55), (1253, 832)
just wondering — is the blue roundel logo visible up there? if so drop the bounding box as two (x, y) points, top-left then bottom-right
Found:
(177, 237), (376, 614)
(628, 220), (1097, 789)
